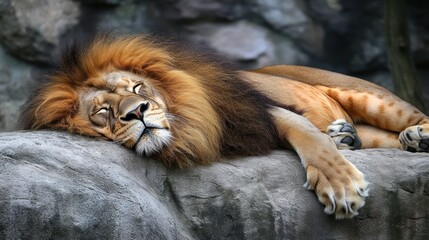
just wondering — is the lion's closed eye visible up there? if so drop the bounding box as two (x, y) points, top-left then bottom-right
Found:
(133, 84), (142, 94)
(91, 107), (110, 127)
(95, 108), (109, 115)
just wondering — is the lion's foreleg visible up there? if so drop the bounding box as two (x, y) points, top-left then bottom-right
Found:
(269, 106), (368, 219)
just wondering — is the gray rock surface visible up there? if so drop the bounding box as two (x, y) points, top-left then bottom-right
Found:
(154, 0), (246, 21)
(95, 1), (153, 34)
(0, 0), (80, 64)
(1, 131), (428, 239)
(187, 21), (274, 68)
(250, 0), (308, 30)
(0, 46), (35, 131)
(79, 0), (122, 6)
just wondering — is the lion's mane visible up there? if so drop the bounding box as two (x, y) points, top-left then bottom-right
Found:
(20, 34), (279, 167)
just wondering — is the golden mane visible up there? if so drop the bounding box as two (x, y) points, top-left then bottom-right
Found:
(20, 34), (278, 167)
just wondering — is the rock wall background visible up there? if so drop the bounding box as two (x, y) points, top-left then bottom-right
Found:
(1, 0), (429, 131)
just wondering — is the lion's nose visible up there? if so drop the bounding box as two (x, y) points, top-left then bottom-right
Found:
(121, 102), (149, 121)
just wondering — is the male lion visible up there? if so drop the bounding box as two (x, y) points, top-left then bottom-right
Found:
(20, 34), (429, 219)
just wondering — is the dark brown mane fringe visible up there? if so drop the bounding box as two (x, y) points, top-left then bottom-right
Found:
(216, 75), (280, 157)
(169, 50), (280, 157)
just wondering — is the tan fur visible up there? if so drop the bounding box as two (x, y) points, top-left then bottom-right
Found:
(246, 66), (429, 145)
(354, 125), (401, 149)
(20, 34), (429, 219)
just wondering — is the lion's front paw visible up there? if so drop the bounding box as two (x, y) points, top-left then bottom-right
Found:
(304, 159), (368, 219)
(399, 124), (429, 152)
(327, 119), (362, 150)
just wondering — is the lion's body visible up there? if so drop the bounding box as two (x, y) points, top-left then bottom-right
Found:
(242, 66), (429, 149)
(20, 34), (429, 219)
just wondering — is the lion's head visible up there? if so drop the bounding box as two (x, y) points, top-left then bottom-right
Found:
(79, 70), (172, 156)
(20, 34), (278, 167)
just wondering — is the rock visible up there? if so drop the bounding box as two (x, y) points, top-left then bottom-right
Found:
(0, 0), (80, 64)
(306, 0), (347, 30)
(250, 0), (308, 30)
(1, 131), (428, 239)
(409, 0), (429, 66)
(78, 0), (122, 6)
(187, 21), (273, 68)
(347, 21), (386, 72)
(95, 1), (154, 34)
(249, 0), (325, 56)
(306, 0), (386, 71)
(153, 0), (245, 21)
(0, 46), (34, 101)
(0, 101), (24, 131)
(0, 131), (193, 240)
(269, 34), (309, 66)
(282, 22), (325, 57)
(0, 45), (36, 131)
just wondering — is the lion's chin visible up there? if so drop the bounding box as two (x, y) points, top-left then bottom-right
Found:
(134, 128), (172, 157)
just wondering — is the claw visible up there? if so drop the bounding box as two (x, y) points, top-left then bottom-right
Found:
(355, 182), (370, 197)
(357, 187), (369, 197)
(303, 181), (311, 189)
(335, 200), (356, 219)
(323, 192), (336, 215)
(324, 206), (335, 215)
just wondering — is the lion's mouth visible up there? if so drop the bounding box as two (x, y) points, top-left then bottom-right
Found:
(135, 127), (156, 145)
(141, 126), (169, 138)
(134, 127), (172, 156)
(142, 127), (154, 135)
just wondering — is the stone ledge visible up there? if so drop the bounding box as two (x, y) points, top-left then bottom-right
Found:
(0, 131), (428, 239)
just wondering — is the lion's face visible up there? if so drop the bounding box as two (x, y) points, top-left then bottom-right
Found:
(79, 71), (172, 156)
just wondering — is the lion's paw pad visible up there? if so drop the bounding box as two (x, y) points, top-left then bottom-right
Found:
(327, 119), (362, 150)
(399, 125), (429, 152)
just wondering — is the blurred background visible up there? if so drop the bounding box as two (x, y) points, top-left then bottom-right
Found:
(0, 0), (428, 131)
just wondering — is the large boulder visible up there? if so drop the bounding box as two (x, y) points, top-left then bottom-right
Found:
(0, 131), (428, 239)
(0, 0), (80, 64)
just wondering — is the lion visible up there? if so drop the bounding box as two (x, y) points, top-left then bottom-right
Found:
(19, 34), (429, 219)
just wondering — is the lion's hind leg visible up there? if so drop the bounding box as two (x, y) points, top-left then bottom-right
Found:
(327, 120), (403, 150)
(354, 124), (401, 149)
(317, 85), (429, 152)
